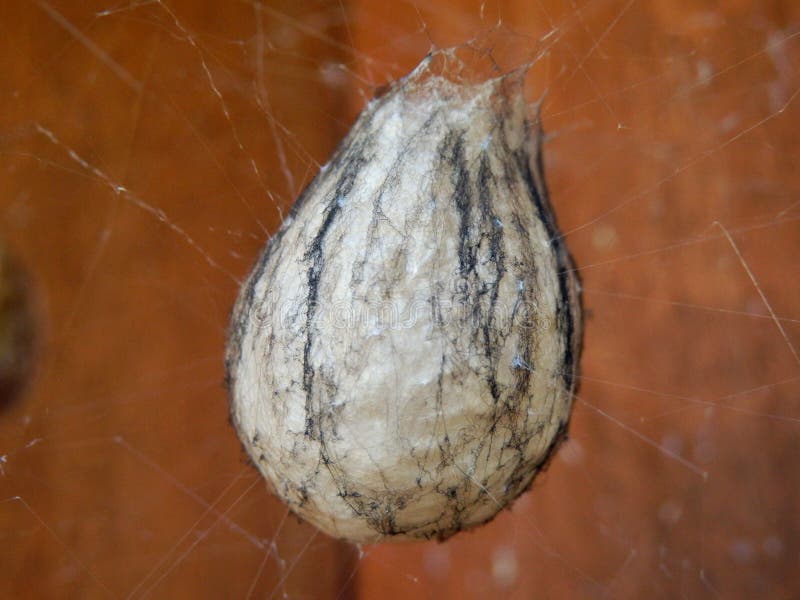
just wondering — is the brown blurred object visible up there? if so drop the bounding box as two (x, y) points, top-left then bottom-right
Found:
(0, 0), (799, 599)
(0, 243), (36, 410)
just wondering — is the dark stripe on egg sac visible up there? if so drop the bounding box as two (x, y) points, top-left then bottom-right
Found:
(302, 137), (371, 440)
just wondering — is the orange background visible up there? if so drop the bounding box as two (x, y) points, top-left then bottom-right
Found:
(1, 1), (798, 598)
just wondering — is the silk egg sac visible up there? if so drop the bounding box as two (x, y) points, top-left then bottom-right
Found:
(225, 52), (582, 543)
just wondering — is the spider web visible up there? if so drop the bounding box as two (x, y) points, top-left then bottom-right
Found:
(0, 0), (798, 598)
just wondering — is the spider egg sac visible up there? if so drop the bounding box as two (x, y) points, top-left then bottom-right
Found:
(225, 55), (582, 543)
